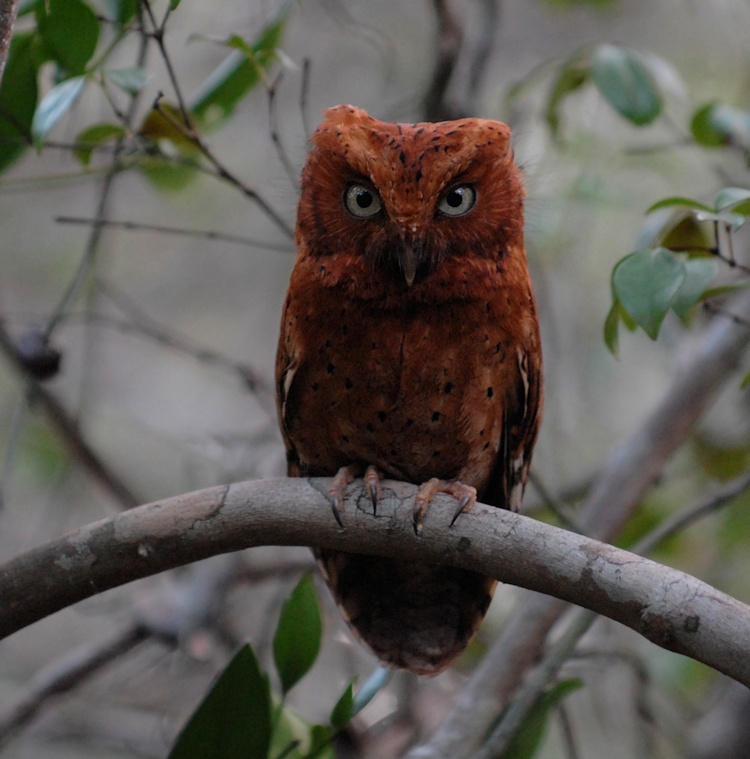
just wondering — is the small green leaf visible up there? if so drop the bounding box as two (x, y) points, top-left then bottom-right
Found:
(170, 0), (182, 8)
(305, 725), (334, 759)
(701, 279), (750, 300)
(591, 44), (662, 125)
(32, 76), (86, 150)
(106, 67), (149, 95)
(190, 3), (290, 127)
(330, 682), (354, 730)
(73, 122), (126, 165)
(646, 196), (713, 214)
(714, 187), (750, 213)
(137, 156), (199, 192)
(603, 300), (621, 356)
(273, 575), (322, 694)
(691, 102), (750, 150)
(501, 679), (583, 759)
(741, 371), (750, 389)
(612, 248), (686, 339)
(671, 258), (717, 321)
(168, 644), (271, 759)
(545, 58), (589, 135)
(0, 32), (40, 172)
(351, 666), (391, 718)
(38, 0), (99, 75)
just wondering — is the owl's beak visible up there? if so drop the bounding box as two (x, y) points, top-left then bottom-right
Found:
(399, 245), (419, 287)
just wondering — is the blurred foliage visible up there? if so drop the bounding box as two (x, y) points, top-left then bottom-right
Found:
(167, 575), (385, 759)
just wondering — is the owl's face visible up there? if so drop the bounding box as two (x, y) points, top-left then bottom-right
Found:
(296, 105), (526, 299)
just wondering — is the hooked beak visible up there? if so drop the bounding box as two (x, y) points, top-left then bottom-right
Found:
(399, 245), (419, 287)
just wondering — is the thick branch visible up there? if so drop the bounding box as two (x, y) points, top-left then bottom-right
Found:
(0, 477), (749, 687)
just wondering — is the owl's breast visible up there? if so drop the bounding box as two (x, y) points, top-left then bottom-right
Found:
(279, 290), (518, 492)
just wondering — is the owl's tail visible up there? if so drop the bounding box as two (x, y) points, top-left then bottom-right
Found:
(315, 549), (496, 676)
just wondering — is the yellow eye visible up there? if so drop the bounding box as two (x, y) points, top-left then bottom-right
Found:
(438, 185), (476, 216)
(344, 183), (383, 218)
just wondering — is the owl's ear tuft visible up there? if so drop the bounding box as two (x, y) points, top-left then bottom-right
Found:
(322, 104), (372, 130)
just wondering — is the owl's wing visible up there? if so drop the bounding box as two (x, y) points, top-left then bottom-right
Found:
(275, 297), (303, 476)
(484, 344), (543, 512)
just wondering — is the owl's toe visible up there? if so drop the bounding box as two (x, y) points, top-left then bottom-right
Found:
(413, 478), (477, 535)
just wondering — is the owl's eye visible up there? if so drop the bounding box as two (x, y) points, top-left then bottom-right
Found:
(344, 183), (383, 218)
(438, 185), (476, 217)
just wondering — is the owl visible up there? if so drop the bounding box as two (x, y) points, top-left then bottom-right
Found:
(275, 105), (543, 675)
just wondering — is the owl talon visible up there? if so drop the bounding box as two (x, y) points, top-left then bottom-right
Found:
(327, 464), (358, 527)
(413, 478), (477, 534)
(364, 465), (382, 514)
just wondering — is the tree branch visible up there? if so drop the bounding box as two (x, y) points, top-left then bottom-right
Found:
(0, 476), (749, 688)
(0, 0), (18, 84)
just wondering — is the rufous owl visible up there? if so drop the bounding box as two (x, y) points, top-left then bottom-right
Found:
(276, 104), (543, 675)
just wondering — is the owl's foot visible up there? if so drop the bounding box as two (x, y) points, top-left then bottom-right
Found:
(413, 478), (477, 535)
(327, 464), (382, 525)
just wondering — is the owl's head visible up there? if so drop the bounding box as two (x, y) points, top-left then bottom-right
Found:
(296, 105), (526, 299)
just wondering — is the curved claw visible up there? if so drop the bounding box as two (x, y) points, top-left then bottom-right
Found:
(413, 478), (477, 534)
(327, 464), (358, 527)
(364, 465), (382, 515)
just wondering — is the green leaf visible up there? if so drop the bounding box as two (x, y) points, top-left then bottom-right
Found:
(73, 122), (126, 165)
(501, 679), (583, 759)
(646, 196), (713, 214)
(106, 67), (149, 95)
(31, 76), (86, 150)
(591, 44), (662, 125)
(691, 102), (750, 150)
(701, 279), (750, 300)
(273, 575), (322, 694)
(612, 248), (686, 339)
(603, 300), (621, 356)
(330, 682), (354, 730)
(545, 58), (589, 136)
(304, 725), (335, 759)
(671, 258), (717, 321)
(714, 187), (750, 213)
(190, 3), (290, 127)
(168, 644), (271, 759)
(170, 0), (182, 8)
(38, 0), (99, 75)
(0, 32), (40, 172)
(741, 371), (750, 389)
(137, 156), (199, 192)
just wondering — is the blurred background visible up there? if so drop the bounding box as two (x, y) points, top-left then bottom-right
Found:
(1, 0), (750, 756)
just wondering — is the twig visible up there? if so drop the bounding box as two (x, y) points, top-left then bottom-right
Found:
(267, 71), (300, 189)
(0, 321), (140, 508)
(300, 58), (312, 139)
(152, 94), (294, 238)
(0, 625), (149, 747)
(92, 280), (272, 396)
(54, 215), (293, 253)
(423, 0), (464, 121)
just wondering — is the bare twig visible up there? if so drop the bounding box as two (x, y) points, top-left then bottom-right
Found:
(423, 0), (464, 121)
(93, 280), (271, 396)
(0, 625), (149, 747)
(0, 321), (140, 508)
(55, 216), (294, 253)
(267, 71), (300, 189)
(152, 94), (294, 238)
